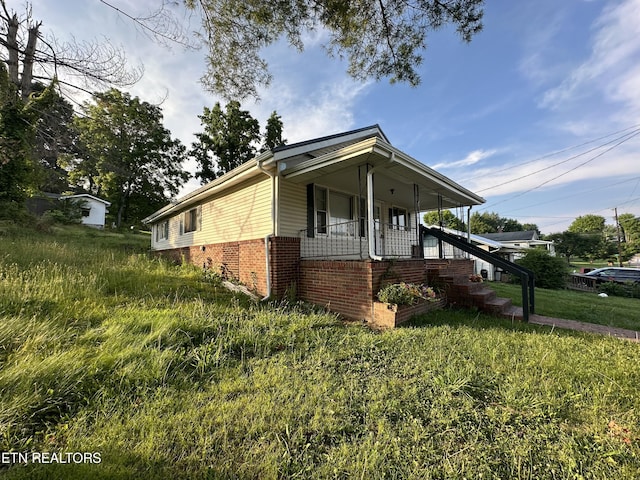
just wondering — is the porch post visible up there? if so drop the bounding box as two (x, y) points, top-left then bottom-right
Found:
(367, 164), (383, 261)
(414, 184), (423, 258)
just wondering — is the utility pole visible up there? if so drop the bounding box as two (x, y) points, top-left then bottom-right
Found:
(614, 207), (623, 266)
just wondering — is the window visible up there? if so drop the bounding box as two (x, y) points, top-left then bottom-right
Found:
(389, 207), (408, 230)
(81, 208), (91, 217)
(183, 208), (198, 233)
(156, 220), (168, 241)
(330, 191), (353, 236)
(315, 186), (327, 234)
(313, 186), (354, 236)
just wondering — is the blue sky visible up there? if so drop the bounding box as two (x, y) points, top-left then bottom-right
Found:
(25, 0), (640, 233)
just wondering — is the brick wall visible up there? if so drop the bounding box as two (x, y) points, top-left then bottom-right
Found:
(270, 237), (301, 298)
(156, 242), (474, 322)
(156, 238), (268, 295)
(299, 260), (374, 320)
(298, 258), (471, 322)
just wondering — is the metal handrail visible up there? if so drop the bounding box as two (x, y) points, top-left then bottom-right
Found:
(422, 226), (535, 321)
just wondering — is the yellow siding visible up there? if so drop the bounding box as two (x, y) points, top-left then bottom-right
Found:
(152, 175), (273, 250)
(277, 180), (307, 237)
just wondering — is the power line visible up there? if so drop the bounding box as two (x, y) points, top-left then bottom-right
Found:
(457, 123), (640, 184)
(479, 130), (640, 211)
(474, 127), (640, 194)
(497, 176), (640, 216)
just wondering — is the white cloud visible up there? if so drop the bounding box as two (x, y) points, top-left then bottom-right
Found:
(540, 0), (640, 113)
(431, 149), (498, 170)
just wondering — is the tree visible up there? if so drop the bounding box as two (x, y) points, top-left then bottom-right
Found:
(190, 101), (261, 184)
(546, 231), (601, 265)
(262, 111), (286, 152)
(72, 89), (189, 227)
(185, 0), (484, 99)
(1, 0), (140, 100)
(423, 209), (465, 231)
(469, 211), (525, 234)
(618, 213), (640, 261)
(32, 84), (78, 193)
(567, 214), (606, 234)
(0, 63), (55, 203)
(515, 249), (567, 290)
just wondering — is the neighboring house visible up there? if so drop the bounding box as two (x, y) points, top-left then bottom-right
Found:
(26, 193), (110, 228)
(143, 125), (485, 321)
(61, 194), (111, 228)
(423, 227), (555, 281)
(481, 230), (555, 256)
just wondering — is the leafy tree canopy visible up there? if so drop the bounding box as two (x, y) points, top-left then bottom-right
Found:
(567, 214), (606, 234)
(469, 211), (536, 235)
(190, 101), (261, 184)
(190, 102), (287, 184)
(262, 111), (286, 152)
(185, 0), (484, 99)
(72, 89), (189, 227)
(423, 209), (466, 231)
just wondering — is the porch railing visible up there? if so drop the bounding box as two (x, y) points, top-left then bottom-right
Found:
(422, 226), (535, 322)
(299, 220), (419, 259)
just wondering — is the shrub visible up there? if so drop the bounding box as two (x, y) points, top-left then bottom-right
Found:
(598, 281), (629, 297)
(377, 282), (437, 306)
(515, 249), (567, 289)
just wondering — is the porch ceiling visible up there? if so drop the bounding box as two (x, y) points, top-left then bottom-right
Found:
(280, 138), (485, 210)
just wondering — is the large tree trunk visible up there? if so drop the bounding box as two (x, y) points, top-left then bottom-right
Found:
(20, 23), (40, 100)
(6, 13), (19, 89)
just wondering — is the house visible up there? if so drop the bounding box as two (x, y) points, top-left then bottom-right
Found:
(61, 194), (111, 228)
(423, 227), (554, 281)
(481, 230), (555, 256)
(142, 125), (485, 322)
(25, 193), (110, 228)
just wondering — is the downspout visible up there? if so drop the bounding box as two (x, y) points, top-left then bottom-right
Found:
(467, 205), (473, 260)
(258, 157), (276, 300)
(367, 153), (395, 260)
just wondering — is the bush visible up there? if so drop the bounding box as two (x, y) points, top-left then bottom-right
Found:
(0, 200), (34, 225)
(515, 249), (567, 289)
(599, 281), (640, 299)
(377, 282), (437, 306)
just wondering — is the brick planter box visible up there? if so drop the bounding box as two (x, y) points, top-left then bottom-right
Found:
(372, 297), (446, 328)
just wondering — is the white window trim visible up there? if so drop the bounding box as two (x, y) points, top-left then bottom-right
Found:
(180, 206), (202, 235)
(314, 185), (356, 238)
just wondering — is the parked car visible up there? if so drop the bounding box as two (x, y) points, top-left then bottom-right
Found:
(573, 267), (640, 285)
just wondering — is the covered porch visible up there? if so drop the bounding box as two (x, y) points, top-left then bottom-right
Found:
(278, 135), (484, 260)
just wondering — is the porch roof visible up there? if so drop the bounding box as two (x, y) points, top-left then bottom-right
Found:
(279, 136), (484, 209)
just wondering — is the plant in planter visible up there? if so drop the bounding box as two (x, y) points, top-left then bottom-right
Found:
(377, 282), (438, 306)
(469, 273), (483, 283)
(374, 282), (443, 328)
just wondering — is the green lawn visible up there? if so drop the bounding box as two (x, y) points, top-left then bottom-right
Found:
(490, 282), (640, 331)
(1, 225), (639, 479)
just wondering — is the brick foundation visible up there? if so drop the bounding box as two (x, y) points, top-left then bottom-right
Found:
(156, 241), (473, 323)
(298, 258), (473, 322)
(154, 236), (301, 298)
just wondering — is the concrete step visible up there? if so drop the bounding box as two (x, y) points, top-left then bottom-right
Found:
(470, 287), (497, 306)
(482, 296), (512, 314)
(501, 305), (524, 321)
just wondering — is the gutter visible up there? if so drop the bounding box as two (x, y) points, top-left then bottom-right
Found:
(142, 151), (273, 225)
(257, 156), (277, 301)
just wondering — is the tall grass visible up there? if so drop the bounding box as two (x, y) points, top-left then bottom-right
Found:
(1, 226), (639, 479)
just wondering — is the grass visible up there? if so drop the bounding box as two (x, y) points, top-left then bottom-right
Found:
(490, 282), (640, 331)
(1, 225), (640, 479)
